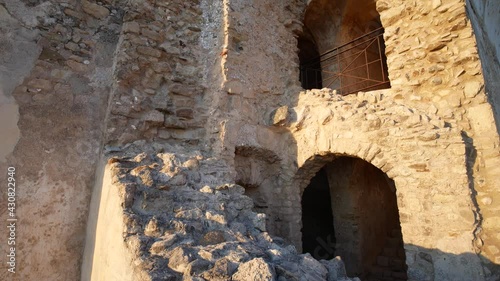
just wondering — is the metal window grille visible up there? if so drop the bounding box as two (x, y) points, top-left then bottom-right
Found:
(300, 27), (390, 95)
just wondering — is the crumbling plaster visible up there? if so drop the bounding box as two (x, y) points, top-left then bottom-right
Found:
(0, 1), (123, 280)
(0, 4), (39, 162)
(466, 0), (500, 134)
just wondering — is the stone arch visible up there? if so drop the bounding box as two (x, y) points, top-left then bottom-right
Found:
(298, 153), (406, 279)
(284, 89), (482, 280)
(298, 0), (390, 93)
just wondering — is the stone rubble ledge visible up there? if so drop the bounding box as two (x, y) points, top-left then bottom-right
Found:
(102, 149), (360, 281)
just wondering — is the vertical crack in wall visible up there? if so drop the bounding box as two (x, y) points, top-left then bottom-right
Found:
(461, 131), (484, 255)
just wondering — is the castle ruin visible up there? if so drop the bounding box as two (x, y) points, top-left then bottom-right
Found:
(0, 0), (499, 280)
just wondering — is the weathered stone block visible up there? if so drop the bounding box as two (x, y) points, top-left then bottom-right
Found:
(137, 46), (162, 58)
(463, 81), (482, 98)
(143, 110), (164, 124)
(168, 246), (197, 273)
(27, 79), (52, 91)
(176, 108), (194, 119)
(82, 0), (110, 19)
(123, 22), (141, 34)
(232, 258), (276, 281)
(270, 106), (288, 126)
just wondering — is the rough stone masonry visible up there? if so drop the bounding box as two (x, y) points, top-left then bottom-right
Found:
(0, 0), (499, 280)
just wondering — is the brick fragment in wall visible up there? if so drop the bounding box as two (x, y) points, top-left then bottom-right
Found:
(137, 46), (162, 58)
(176, 109), (194, 120)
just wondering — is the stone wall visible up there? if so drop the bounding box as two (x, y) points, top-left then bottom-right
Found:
(105, 0), (208, 147)
(375, 0), (500, 276)
(280, 90), (483, 280)
(1, 0), (499, 280)
(210, 0), (305, 161)
(83, 148), (362, 281)
(0, 1), (123, 280)
(207, 0), (500, 279)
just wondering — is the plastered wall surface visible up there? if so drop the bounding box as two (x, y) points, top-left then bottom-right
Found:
(81, 159), (138, 281)
(0, 0), (122, 280)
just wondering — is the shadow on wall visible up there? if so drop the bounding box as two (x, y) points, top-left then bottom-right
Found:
(403, 244), (498, 281)
(310, 241), (499, 280)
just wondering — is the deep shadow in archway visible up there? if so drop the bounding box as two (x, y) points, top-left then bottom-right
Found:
(301, 156), (407, 281)
(302, 167), (335, 260)
(298, 29), (323, 90)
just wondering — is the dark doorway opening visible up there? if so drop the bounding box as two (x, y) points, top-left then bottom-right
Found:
(301, 167), (335, 260)
(298, 34), (323, 90)
(301, 157), (407, 281)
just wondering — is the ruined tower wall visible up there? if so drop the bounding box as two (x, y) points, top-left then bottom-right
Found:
(213, 0), (500, 279)
(0, 0), (217, 280)
(211, 0), (305, 159)
(285, 90), (483, 280)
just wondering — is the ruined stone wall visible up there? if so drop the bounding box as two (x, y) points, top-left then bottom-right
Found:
(206, 0), (306, 242)
(84, 147), (362, 281)
(204, 0), (499, 279)
(211, 0), (304, 158)
(282, 90), (484, 280)
(105, 0), (208, 147)
(376, 0), (500, 276)
(0, 1), (123, 280)
(0, 0), (225, 279)
(1, 0), (499, 280)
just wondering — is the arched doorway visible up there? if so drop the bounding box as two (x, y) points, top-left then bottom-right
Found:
(301, 156), (407, 280)
(301, 167), (335, 259)
(298, 0), (390, 95)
